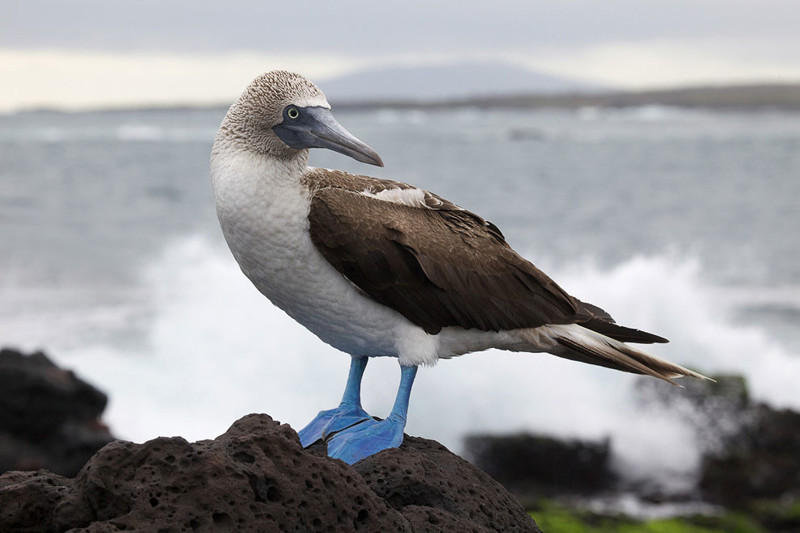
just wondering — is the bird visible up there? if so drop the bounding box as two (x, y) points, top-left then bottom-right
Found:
(210, 70), (709, 465)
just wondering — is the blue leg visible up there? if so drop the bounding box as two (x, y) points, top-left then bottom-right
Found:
(327, 363), (418, 464)
(298, 356), (372, 447)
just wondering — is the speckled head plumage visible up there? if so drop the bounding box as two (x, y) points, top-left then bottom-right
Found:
(214, 71), (330, 159)
(238, 71), (330, 118)
(214, 70), (382, 166)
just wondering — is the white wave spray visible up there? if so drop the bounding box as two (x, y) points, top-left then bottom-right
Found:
(39, 237), (800, 492)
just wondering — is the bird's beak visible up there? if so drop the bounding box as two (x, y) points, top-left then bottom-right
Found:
(273, 106), (384, 167)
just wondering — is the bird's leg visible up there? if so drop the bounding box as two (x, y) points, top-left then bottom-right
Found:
(297, 356), (372, 447)
(327, 363), (418, 465)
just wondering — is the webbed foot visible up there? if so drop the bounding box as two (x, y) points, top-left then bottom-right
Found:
(298, 404), (372, 447)
(326, 415), (406, 464)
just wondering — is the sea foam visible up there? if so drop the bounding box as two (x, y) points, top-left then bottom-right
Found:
(33, 236), (799, 491)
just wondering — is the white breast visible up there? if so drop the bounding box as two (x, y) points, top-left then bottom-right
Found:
(211, 150), (440, 365)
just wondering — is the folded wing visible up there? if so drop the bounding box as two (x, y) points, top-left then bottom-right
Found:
(306, 170), (666, 344)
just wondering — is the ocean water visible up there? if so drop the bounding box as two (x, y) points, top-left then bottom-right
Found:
(1, 105), (798, 491)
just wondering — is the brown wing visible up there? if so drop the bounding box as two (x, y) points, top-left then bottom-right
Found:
(307, 186), (581, 334)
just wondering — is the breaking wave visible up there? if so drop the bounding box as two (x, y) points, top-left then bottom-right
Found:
(25, 236), (799, 491)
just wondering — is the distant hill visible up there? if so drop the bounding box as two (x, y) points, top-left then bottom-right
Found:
(333, 83), (800, 111)
(321, 62), (602, 103)
(23, 80), (799, 115)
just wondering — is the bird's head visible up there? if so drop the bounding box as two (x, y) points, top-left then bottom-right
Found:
(217, 70), (383, 167)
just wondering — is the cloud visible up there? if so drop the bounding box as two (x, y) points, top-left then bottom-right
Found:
(3, 36), (800, 112)
(518, 38), (800, 88)
(3, 0), (800, 110)
(0, 49), (361, 112)
(4, 1), (800, 55)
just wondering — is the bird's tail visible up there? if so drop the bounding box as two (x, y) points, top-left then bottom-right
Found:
(526, 324), (711, 385)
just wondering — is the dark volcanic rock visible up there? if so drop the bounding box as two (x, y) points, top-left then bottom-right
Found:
(0, 470), (72, 532)
(464, 433), (614, 503)
(355, 435), (537, 532)
(637, 373), (800, 509)
(699, 405), (800, 508)
(0, 348), (114, 477)
(0, 414), (541, 533)
(634, 373), (752, 454)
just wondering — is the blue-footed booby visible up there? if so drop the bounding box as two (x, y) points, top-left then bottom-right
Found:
(211, 71), (708, 465)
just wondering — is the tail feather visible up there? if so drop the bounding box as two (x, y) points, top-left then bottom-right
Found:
(542, 324), (711, 385)
(574, 298), (668, 344)
(579, 317), (669, 344)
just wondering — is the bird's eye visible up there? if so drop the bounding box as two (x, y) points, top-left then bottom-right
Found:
(287, 106), (300, 120)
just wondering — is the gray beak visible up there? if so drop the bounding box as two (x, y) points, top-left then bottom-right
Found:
(273, 106), (384, 167)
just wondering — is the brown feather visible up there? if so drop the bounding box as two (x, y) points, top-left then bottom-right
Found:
(303, 168), (666, 343)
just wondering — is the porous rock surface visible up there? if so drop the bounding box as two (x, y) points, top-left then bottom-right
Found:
(0, 414), (541, 532)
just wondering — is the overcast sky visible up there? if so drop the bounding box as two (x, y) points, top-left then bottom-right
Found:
(2, 0), (800, 110)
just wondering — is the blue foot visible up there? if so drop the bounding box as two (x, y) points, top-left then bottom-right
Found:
(326, 364), (418, 465)
(299, 356), (372, 447)
(297, 404), (372, 447)
(326, 416), (406, 464)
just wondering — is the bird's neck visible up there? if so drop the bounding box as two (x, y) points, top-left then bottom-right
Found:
(212, 139), (308, 187)
(211, 145), (313, 273)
